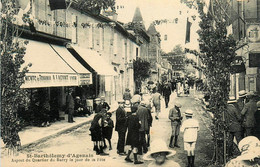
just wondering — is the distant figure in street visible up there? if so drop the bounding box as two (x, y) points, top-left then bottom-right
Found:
(93, 98), (103, 114)
(89, 109), (109, 156)
(225, 136), (260, 167)
(225, 97), (243, 157)
(168, 103), (182, 148)
(123, 88), (132, 103)
(180, 109), (199, 167)
(152, 89), (161, 120)
(136, 101), (150, 155)
(255, 101), (260, 139)
(237, 90), (247, 112)
(241, 92), (257, 137)
(125, 105), (144, 164)
(144, 139), (180, 167)
(115, 99), (127, 155)
(171, 79), (177, 92)
(66, 88), (75, 123)
(100, 96), (110, 111)
(103, 112), (114, 150)
(145, 100), (153, 148)
(176, 81), (182, 97)
(162, 83), (171, 108)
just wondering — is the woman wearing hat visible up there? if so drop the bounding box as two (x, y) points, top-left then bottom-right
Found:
(225, 136), (260, 167)
(180, 109), (199, 167)
(143, 139), (180, 167)
(241, 92), (257, 137)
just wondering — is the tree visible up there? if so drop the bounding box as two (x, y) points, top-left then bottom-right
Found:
(184, 0), (238, 165)
(1, 0), (31, 153)
(133, 58), (151, 91)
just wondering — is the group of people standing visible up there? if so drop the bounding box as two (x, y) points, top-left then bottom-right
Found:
(225, 90), (260, 158)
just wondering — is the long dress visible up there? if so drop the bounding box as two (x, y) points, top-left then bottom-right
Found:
(125, 113), (140, 148)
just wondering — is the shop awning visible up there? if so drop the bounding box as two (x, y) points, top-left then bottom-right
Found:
(70, 45), (118, 76)
(50, 44), (92, 85)
(21, 39), (79, 88)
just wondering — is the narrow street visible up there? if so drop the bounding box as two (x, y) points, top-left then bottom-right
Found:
(4, 90), (214, 167)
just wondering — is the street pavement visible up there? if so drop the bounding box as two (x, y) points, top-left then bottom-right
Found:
(1, 89), (214, 167)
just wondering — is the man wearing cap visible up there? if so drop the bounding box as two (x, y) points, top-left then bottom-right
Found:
(180, 109), (199, 167)
(93, 98), (103, 114)
(66, 88), (75, 123)
(225, 136), (260, 167)
(225, 97), (243, 157)
(237, 90), (247, 112)
(115, 99), (127, 155)
(241, 92), (257, 137)
(168, 103), (183, 148)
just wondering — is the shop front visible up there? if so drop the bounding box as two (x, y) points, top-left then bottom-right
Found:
(19, 39), (92, 126)
(67, 45), (118, 105)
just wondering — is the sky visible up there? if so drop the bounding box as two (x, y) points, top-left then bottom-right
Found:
(115, 0), (200, 52)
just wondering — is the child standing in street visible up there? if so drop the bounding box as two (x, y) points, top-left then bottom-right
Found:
(103, 112), (114, 150)
(180, 109), (199, 167)
(144, 139), (180, 167)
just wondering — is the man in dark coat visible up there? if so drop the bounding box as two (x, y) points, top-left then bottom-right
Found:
(162, 82), (172, 108)
(66, 88), (75, 123)
(125, 105), (143, 164)
(169, 103), (182, 148)
(136, 101), (150, 154)
(115, 99), (127, 155)
(241, 92), (257, 137)
(225, 97), (243, 157)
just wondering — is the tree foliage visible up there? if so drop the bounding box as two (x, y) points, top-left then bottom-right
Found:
(74, 0), (115, 15)
(133, 58), (151, 89)
(185, 0), (237, 165)
(1, 0), (31, 152)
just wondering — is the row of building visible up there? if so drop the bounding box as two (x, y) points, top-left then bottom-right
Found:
(14, 0), (172, 117)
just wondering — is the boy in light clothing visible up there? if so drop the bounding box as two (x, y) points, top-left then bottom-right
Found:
(180, 109), (199, 167)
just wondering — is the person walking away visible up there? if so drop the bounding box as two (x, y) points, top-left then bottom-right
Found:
(255, 101), (260, 139)
(103, 112), (114, 150)
(66, 88), (75, 123)
(115, 99), (127, 155)
(162, 83), (171, 108)
(180, 109), (199, 167)
(225, 97), (243, 157)
(176, 81), (182, 97)
(241, 92), (257, 137)
(168, 103), (182, 148)
(143, 139), (180, 167)
(100, 96), (110, 111)
(136, 101), (150, 154)
(93, 98), (103, 113)
(152, 89), (161, 120)
(89, 109), (109, 155)
(225, 136), (260, 167)
(125, 105), (144, 164)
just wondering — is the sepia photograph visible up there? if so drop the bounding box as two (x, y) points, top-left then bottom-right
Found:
(1, 0), (260, 166)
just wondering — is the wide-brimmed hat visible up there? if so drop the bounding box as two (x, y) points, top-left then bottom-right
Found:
(75, 96), (80, 100)
(95, 97), (101, 101)
(117, 99), (125, 104)
(143, 139), (176, 160)
(175, 103), (182, 108)
(185, 109), (193, 116)
(227, 96), (237, 104)
(238, 90), (247, 98)
(257, 101), (260, 110)
(236, 136), (260, 160)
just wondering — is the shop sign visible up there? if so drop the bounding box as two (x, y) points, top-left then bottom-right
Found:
(21, 73), (78, 88)
(247, 24), (260, 42)
(79, 73), (92, 85)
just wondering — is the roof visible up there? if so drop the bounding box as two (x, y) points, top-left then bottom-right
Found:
(147, 23), (158, 35)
